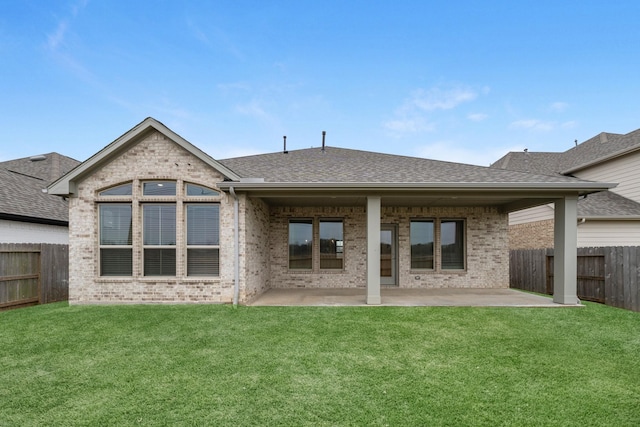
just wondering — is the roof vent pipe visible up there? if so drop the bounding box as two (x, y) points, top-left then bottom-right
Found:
(321, 131), (326, 152)
(283, 135), (288, 154)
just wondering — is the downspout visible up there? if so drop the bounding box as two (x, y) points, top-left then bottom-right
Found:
(230, 186), (240, 307)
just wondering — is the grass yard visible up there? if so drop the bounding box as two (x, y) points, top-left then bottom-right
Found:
(1, 302), (639, 426)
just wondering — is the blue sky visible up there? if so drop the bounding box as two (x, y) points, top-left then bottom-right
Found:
(1, 1), (639, 166)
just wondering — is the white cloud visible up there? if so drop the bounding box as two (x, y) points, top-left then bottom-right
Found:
(467, 113), (488, 122)
(416, 141), (525, 166)
(235, 99), (271, 120)
(234, 99), (282, 130)
(509, 119), (555, 131)
(46, 20), (68, 51)
(45, 0), (88, 52)
(549, 102), (569, 112)
(561, 120), (577, 129)
(384, 84), (484, 136)
(383, 117), (434, 133)
(217, 82), (251, 92)
(409, 86), (478, 112)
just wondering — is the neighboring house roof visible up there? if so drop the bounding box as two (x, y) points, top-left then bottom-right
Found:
(0, 153), (80, 225)
(492, 127), (640, 220)
(578, 191), (640, 219)
(492, 128), (640, 175)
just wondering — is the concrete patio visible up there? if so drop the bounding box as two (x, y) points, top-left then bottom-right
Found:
(248, 287), (581, 307)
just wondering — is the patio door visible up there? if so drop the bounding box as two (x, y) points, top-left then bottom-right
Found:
(380, 225), (397, 285)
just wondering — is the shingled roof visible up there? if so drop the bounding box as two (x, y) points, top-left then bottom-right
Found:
(219, 146), (592, 184)
(491, 127), (640, 218)
(492, 127), (640, 175)
(0, 153), (80, 224)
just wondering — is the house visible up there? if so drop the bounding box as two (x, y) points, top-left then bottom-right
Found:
(492, 128), (640, 249)
(0, 153), (80, 244)
(48, 118), (613, 305)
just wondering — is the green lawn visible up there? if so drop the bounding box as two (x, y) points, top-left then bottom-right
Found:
(1, 302), (639, 426)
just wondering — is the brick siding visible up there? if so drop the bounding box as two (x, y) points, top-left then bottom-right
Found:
(509, 219), (554, 249)
(69, 130), (511, 303)
(68, 130), (234, 304)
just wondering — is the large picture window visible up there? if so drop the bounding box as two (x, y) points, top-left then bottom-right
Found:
(186, 204), (220, 276)
(289, 219), (313, 269)
(99, 204), (133, 276)
(441, 219), (465, 270)
(410, 220), (434, 269)
(143, 204), (176, 276)
(97, 181), (221, 278)
(319, 219), (343, 269)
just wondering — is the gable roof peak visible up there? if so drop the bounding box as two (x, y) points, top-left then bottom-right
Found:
(48, 117), (241, 195)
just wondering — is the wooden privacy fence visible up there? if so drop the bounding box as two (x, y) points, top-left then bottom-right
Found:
(510, 247), (640, 312)
(0, 243), (69, 310)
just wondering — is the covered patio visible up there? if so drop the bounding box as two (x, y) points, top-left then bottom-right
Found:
(248, 287), (578, 307)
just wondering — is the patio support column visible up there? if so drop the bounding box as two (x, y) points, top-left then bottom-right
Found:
(367, 196), (381, 304)
(553, 195), (579, 304)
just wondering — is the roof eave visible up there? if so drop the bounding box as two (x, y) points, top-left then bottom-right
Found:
(218, 181), (617, 194)
(563, 144), (640, 174)
(48, 117), (241, 196)
(580, 216), (640, 221)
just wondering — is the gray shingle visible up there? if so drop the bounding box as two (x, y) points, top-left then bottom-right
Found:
(578, 191), (640, 217)
(220, 146), (590, 184)
(0, 153), (80, 223)
(492, 128), (640, 176)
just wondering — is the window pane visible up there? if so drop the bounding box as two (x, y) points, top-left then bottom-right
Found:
(187, 248), (219, 276)
(186, 184), (219, 196)
(143, 181), (176, 196)
(100, 248), (132, 276)
(187, 205), (219, 245)
(144, 205), (176, 245)
(289, 220), (312, 269)
(100, 205), (132, 245)
(144, 249), (176, 276)
(99, 183), (132, 196)
(411, 220), (434, 269)
(320, 220), (343, 269)
(441, 220), (465, 270)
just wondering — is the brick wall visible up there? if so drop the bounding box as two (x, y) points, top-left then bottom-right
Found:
(240, 195), (271, 302)
(68, 130), (235, 304)
(269, 206), (367, 288)
(509, 219), (554, 249)
(68, 129), (511, 302)
(268, 205), (509, 289)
